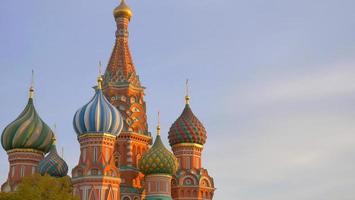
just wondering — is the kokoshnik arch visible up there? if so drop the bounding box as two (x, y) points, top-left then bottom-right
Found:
(1, 1), (215, 199)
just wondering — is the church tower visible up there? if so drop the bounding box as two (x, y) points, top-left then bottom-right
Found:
(1, 83), (54, 192)
(102, 0), (152, 198)
(72, 75), (124, 200)
(138, 115), (178, 200)
(168, 87), (216, 200)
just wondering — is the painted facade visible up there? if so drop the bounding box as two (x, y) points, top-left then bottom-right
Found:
(103, 1), (151, 199)
(0, 0), (215, 199)
(1, 87), (54, 192)
(169, 97), (215, 200)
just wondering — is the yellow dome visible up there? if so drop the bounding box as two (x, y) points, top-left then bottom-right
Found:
(113, 0), (133, 20)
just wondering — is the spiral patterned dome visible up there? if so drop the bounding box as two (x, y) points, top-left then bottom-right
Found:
(38, 138), (68, 178)
(1, 88), (54, 153)
(168, 98), (207, 146)
(73, 78), (123, 136)
(139, 129), (178, 176)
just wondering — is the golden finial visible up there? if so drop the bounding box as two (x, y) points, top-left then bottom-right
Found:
(185, 79), (190, 104)
(29, 70), (35, 99)
(114, 0), (133, 20)
(97, 61), (103, 90)
(157, 111), (161, 136)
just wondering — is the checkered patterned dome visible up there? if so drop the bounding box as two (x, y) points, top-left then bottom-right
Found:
(168, 104), (207, 146)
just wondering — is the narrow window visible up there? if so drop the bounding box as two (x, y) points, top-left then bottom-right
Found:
(93, 147), (98, 162)
(186, 157), (191, 169)
(20, 166), (25, 177)
(11, 166), (15, 177)
(106, 149), (109, 162)
(83, 148), (87, 161)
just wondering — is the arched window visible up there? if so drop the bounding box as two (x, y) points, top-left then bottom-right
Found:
(201, 179), (210, 187)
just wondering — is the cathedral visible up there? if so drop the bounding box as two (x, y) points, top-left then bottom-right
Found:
(0, 1), (215, 199)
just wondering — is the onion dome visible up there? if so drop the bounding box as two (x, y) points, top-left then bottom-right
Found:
(168, 95), (207, 146)
(139, 123), (178, 176)
(38, 136), (68, 177)
(113, 0), (133, 20)
(73, 76), (124, 136)
(1, 87), (54, 153)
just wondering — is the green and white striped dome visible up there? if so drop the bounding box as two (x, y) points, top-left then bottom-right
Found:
(1, 88), (54, 153)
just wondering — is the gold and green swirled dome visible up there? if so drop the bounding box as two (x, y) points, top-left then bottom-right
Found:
(138, 130), (178, 176)
(1, 88), (54, 153)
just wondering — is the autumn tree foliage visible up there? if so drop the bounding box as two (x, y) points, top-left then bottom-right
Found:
(0, 174), (79, 200)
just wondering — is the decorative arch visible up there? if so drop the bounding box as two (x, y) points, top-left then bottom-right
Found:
(122, 196), (131, 200)
(200, 177), (211, 188)
(179, 175), (197, 186)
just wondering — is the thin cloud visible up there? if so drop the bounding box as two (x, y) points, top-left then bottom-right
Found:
(236, 65), (355, 105)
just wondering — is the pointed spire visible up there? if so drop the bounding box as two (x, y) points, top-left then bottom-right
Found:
(105, 0), (142, 88)
(97, 61), (103, 90)
(185, 79), (190, 104)
(29, 70), (35, 99)
(157, 111), (161, 136)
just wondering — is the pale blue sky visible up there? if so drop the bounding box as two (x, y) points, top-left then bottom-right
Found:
(1, 0), (355, 199)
